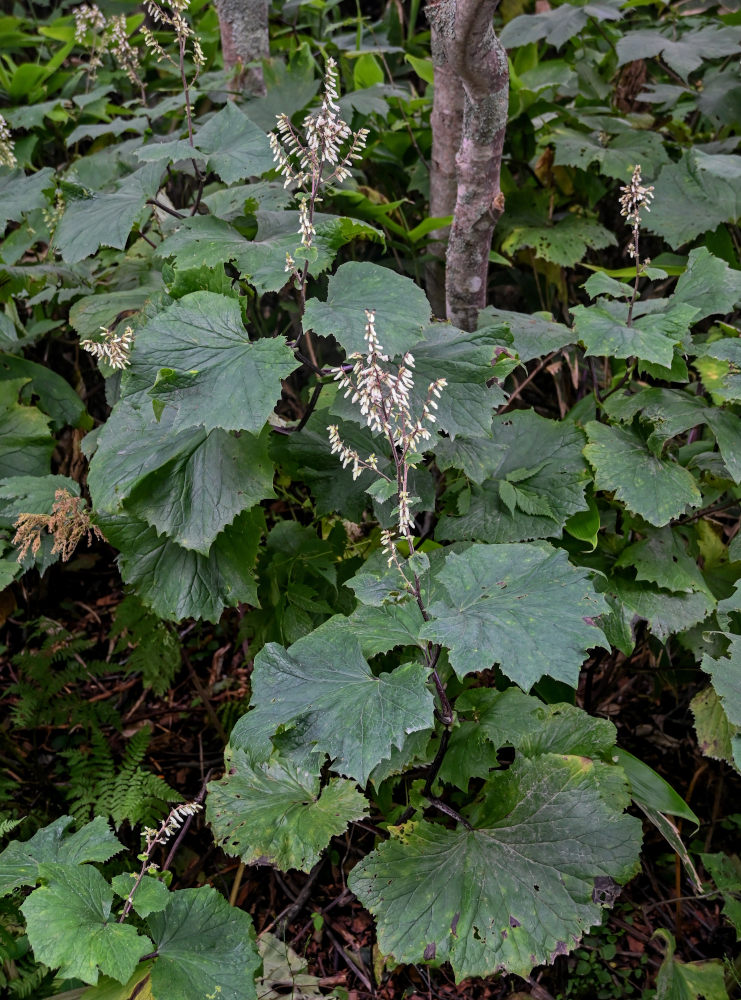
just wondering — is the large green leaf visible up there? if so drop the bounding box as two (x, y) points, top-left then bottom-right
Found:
(137, 102), (274, 184)
(349, 754), (642, 980)
(100, 507), (263, 622)
(303, 261), (431, 357)
(0, 377), (53, 478)
(584, 422), (701, 526)
(654, 928), (729, 1000)
(478, 307), (573, 362)
(0, 816), (122, 897)
(346, 601), (426, 659)
(21, 864), (151, 985)
(616, 25), (741, 80)
(603, 577), (714, 641)
(0, 353), (87, 430)
(156, 213), (382, 296)
(207, 751), (367, 872)
(147, 886), (261, 1000)
(572, 301), (696, 368)
(419, 543), (607, 689)
(691, 686), (741, 774)
(501, 1), (622, 49)
(54, 162), (164, 263)
(89, 399), (274, 553)
(647, 150), (741, 247)
(671, 247), (741, 322)
(602, 387), (707, 451)
(501, 212), (615, 268)
(247, 620), (435, 784)
(437, 412), (590, 543)
(131, 291), (297, 434)
(615, 526), (710, 596)
(69, 287), (160, 339)
(551, 126), (668, 181)
(456, 687), (616, 759)
(701, 636), (741, 731)
(0, 167), (54, 230)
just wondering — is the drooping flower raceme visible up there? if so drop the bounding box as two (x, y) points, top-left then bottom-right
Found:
(0, 115), (16, 169)
(81, 326), (134, 370)
(328, 310), (446, 543)
(619, 163), (654, 262)
(269, 58), (369, 261)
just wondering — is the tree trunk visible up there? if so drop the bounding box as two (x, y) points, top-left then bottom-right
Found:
(425, 0), (509, 331)
(215, 0), (269, 97)
(425, 45), (464, 319)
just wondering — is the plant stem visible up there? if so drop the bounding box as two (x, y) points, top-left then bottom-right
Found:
(426, 796), (472, 831)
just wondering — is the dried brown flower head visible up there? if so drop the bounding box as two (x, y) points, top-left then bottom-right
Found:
(13, 489), (105, 563)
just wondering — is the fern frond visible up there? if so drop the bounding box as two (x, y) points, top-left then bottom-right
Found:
(111, 595), (181, 695)
(0, 817), (23, 839)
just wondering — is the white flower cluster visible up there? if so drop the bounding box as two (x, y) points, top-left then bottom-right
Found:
(0, 115), (16, 169)
(328, 310), (446, 537)
(142, 0), (205, 72)
(143, 800), (203, 855)
(619, 164), (654, 260)
(81, 325), (134, 370)
(327, 424), (378, 481)
(108, 14), (143, 89)
(333, 310), (446, 451)
(73, 2), (106, 42)
(269, 57), (369, 191)
(73, 4), (144, 92)
(42, 187), (65, 235)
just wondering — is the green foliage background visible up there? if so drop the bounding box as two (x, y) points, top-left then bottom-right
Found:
(0, 0), (740, 997)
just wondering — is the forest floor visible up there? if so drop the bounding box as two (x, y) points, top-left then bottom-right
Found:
(3, 487), (739, 1000)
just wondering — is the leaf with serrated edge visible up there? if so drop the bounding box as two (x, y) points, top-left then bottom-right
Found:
(420, 543), (606, 689)
(131, 291), (297, 433)
(303, 261), (430, 357)
(247, 619), (435, 784)
(584, 422), (701, 526)
(99, 507), (263, 623)
(111, 874), (170, 918)
(692, 686), (741, 773)
(207, 751), (367, 872)
(349, 754), (642, 980)
(89, 400), (274, 552)
(0, 816), (123, 897)
(437, 413), (589, 543)
(21, 864), (152, 985)
(147, 886), (261, 1000)
(701, 635), (741, 728)
(0, 378), (53, 478)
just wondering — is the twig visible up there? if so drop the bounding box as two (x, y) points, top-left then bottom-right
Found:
(146, 198), (185, 220)
(423, 728), (451, 797)
(229, 861), (245, 906)
(500, 351), (559, 413)
(261, 860), (325, 936)
(162, 769), (212, 872)
(295, 381), (323, 433)
(426, 796), (472, 831)
(324, 923), (373, 993)
(181, 647), (228, 743)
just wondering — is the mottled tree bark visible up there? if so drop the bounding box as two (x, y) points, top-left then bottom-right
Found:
(215, 0), (269, 97)
(425, 0), (509, 331)
(425, 47), (464, 319)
